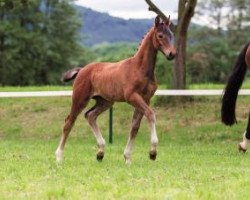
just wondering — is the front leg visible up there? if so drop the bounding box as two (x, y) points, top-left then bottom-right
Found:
(126, 92), (158, 161)
(124, 109), (143, 164)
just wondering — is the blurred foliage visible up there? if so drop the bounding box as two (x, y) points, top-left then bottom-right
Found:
(186, 27), (235, 83)
(0, 0), (89, 85)
(92, 42), (137, 62)
(186, 0), (250, 84)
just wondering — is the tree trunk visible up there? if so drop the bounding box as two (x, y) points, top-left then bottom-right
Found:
(173, 33), (187, 89)
(0, 5), (5, 52)
(173, 0), (197, 89)
(0, 7), (3, 85)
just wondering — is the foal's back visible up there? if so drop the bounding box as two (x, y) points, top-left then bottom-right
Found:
(73, 57), (137, 102)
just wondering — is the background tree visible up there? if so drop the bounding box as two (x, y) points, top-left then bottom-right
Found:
(0, 0), (44, 85)
(0, 0), (87, 86)
(197, 0), (225, 35)
(186, 0), (231, 83)
(186, 0), (250, 84)
(173, 0), (197, 89)
(227, 0), (250, 52)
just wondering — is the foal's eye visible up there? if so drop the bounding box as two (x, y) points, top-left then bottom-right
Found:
(158, 34), (163, 39)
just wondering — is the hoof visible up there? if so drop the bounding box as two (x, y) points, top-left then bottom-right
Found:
(149, 150), (157, 160)
(124, 157), (131, 165)
(96, 152), (104, 161)
(56, 157), (63, 164)
(125, 159), (131, 165)
(238, 144), (247, 153)
(124, 154), (132, 165)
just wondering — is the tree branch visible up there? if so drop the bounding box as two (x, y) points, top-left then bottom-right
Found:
(145, 0), (168, 21)
(179, 0), (197, 35)
(145, 0), (176, 31)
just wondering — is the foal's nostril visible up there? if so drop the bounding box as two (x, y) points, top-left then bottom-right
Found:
(167, 52), (175, 60)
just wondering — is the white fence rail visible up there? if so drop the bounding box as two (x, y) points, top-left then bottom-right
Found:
(1, 89), (250, 98)
(0, 91), (72, 98)
(155, 89), (250, 96)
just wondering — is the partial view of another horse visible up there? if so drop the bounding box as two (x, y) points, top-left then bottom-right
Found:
(55, 2), (176, 164)
(221, 42), (250, 152)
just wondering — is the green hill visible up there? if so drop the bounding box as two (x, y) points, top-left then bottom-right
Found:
(76, 6), (153, 46)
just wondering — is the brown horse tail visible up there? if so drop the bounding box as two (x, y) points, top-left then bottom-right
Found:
(221, 42), (250, 126)
(61, 67), (81, 82)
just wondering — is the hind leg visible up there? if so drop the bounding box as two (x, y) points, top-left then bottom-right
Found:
(55, 114), (78, 163)
(239, 112), (250, 152)
(85, 96), (113, 161)
(55, 88), (91, 163)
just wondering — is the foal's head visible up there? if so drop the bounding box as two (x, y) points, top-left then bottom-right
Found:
(153, 16), (176, 60)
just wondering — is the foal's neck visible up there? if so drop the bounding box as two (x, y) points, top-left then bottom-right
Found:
(134, 27), (158, 78)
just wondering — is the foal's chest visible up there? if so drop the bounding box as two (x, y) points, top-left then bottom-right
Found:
(140, 79), (157, 98)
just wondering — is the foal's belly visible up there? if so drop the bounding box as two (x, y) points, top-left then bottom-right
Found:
(90, 65), (128, 102)
(92, 80), (125, 102)
(92, 79), (157, 103)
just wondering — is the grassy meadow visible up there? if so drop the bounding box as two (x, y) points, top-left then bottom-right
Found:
(1, 86), (250, 199)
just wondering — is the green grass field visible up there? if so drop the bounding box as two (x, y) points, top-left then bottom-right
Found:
(1, 87), (250, 199)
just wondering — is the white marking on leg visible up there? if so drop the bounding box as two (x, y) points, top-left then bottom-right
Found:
(123, 110), (142, 165)
(55, 138), (64, 163)
(97, 135), (105, 153)
(86, 109), (106, 152)
(90, 124), (105, 153)
(240, 131), (249, 150)
(124, 137), (135, 165)
(150, 122), (158, 151)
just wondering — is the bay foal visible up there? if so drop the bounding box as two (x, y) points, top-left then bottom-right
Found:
(55, 16), (176, 164)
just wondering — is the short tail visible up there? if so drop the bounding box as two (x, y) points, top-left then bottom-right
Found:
(221, 42), (250, 126)
(61, 67), (81, 82)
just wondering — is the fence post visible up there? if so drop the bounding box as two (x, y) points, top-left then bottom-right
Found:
(109, 107), (113, 144)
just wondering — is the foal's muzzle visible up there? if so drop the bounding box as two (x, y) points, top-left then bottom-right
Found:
(167, 52), (175, 60)
(162, 47), (176, 61)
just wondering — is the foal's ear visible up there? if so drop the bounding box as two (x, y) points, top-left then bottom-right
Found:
(165, 15), (171, 26)
(155, 15), (161, 27)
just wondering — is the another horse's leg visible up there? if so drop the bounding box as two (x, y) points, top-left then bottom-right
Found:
(127, 93), (158, 160)
(84, 96), (113, 161)
(55, 89), (90, 163)
(124, 109), (143, 164)
(239, 112), (250, 152)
